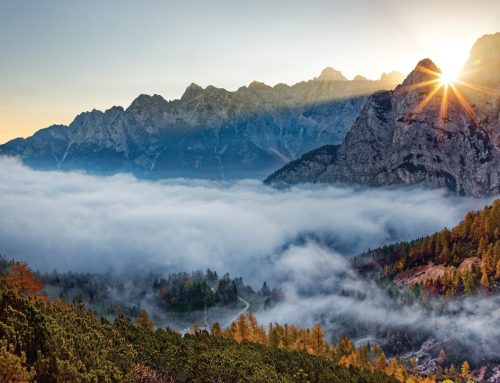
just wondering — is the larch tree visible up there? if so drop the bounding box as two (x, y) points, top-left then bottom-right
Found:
(480, 271), (490, 289)
(437, 349), (446, 365)
(136, 310), (154, 332)
(210, 322), (222, 337)
(3, 262), (44, 296)
(460, 360), (471, 380)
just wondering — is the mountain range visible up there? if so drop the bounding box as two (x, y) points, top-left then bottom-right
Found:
(2, 34), (499, 197)
(0, 69), (402, 179)
(265, 33), (500, 197)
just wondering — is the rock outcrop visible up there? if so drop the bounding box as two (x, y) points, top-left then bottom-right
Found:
(266, 33), (500, 197)
(0, 70), (403, 179)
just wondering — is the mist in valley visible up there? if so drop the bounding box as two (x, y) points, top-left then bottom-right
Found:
(0, 156), (498, 361)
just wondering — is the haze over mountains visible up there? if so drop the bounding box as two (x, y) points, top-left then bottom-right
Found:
(0, 69), (403, 179)
(266, 33), (500, 197)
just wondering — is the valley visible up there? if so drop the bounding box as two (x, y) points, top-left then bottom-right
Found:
(0, 3), (499, 381)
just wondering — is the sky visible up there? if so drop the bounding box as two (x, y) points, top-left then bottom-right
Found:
(0, 0), (499, 144)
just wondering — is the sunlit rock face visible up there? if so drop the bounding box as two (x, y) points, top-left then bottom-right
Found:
(462, 32), (500, 148)
(0, 70), (402, 179)
(265, 34), (500, 197)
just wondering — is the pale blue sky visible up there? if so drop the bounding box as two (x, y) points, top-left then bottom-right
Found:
(1, 0), (499, 143)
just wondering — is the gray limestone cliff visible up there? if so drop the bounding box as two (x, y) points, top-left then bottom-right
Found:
(265, 33), (500, 197)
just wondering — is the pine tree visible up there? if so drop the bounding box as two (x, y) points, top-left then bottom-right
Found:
(448, 364), (457, 379)
(336, 334), (355, 356)
(0, 340), (31, 383)
(234, 314), (252, 343)
(437, 349), (446, 365)
(477, 237), (486, 257)
(246, 312), (259, 341)
(494, 241), (500, 263)
(460, 360), (471, 380)
(3, 262), (44, 296)
(136, 310), (154, 332)
(310, 324), (326, 355)
(210, 322), (222, 337)
(480, 271), (490, 289)
(374, 353), (388, 371)
(192, 321), (199, 334)
(439, 243), (450, 264)
(338, 355), (350, 368)
(254, 325), (268, 345)
(481, 249), (492, 274)
(463, 271), (475, 294)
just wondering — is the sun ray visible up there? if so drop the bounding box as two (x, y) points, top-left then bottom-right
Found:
(413, 82), (443, 114)
(398, 57), (498, 136)
(454, 79), (500, 98)
(415, 65), (442, 78)
(439, 83), (450, 131)
(399, 78), (441, 93)
(449, 83), (479, 125)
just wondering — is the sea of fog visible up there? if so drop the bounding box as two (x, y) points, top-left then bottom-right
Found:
(0, 157), (498, 358)
(0, 157), (488, 276)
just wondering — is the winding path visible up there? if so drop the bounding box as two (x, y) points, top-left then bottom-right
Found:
(222, 296), (250, 329)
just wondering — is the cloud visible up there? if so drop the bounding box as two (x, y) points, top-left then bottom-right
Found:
(0, 156), (498, 360)
(0, 157), (487, 277)
(257, 243), (500, 360)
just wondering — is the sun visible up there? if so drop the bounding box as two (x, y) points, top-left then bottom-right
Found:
(439, 70), (459, 85)
(438, 62), (462, 86)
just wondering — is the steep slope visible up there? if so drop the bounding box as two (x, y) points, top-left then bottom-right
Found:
(0, 269), (400, 383)
(266, 33), (500, 197)
(0, 70), (403, 180)
(354, 199), (500, 296)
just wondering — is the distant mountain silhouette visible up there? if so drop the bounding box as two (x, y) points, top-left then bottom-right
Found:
(0, 70), (403, 179)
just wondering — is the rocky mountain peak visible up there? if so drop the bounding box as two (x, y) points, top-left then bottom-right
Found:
(127, 94), (168, 111)
(0, 60), (409, 181)
(248, 81), (271, 91)
(401, 59), (440, 87)
(466, 32), (500, 65)
(380, 71), (405, 86)
(265, 34), (500, 197)
(463, 32), (500, 88)
(353, 75), (368, 81)
(71, 109), (104, 126)
(316, 67), (348, 82)
(181, 83), (204, 101)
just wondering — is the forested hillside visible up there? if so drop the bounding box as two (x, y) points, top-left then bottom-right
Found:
(355, 200), (500, 296)
(0, 261), (406, 383)
(39, 267), (282, 327)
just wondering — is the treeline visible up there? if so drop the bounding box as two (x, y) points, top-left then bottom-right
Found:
(153, 270), (238, 311)
(153, 271), (283, 312)
(208, 312), (474, 383)
(37, 263), (283, 318)
(0, 261), (399, 383)
(356, 200), (500, 296)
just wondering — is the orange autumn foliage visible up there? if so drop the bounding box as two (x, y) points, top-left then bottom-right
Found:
(2, 262), (46, 301)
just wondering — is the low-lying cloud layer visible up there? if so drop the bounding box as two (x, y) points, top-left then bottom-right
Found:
(1, 157), (498, 360)
(0, 157), (487, 277)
